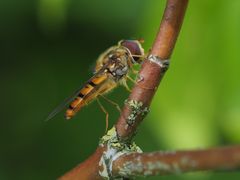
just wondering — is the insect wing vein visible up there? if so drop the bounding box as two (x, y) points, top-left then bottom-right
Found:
(45, 87), (83, 121)
(45, 62), (111, 121)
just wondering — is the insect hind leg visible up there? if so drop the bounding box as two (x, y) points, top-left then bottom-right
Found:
(122, 80), (132, 92)
(121, 75), (137, 92)
(96, 98), (109, 133)
(127, 75), (136, 84)
(99, 95), (121, 113)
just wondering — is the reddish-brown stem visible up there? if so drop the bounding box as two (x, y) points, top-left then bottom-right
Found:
(59, 146), (105, 180)
(151, 0), (188, 58)
(60, 0), (189, 179)
(112, 145), (240, 177)
(115, 0), (189, 141)
(59, 0), (240, 179)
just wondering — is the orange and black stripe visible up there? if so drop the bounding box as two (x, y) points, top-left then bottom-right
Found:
(65, 75), (107, 119)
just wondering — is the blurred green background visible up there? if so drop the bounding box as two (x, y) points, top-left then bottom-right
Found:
(1, 0), (240, 179)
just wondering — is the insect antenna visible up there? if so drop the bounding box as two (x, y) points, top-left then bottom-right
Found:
(131, 54), (145, 58)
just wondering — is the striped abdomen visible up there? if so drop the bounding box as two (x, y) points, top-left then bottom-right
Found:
(65, 74), (110, 119)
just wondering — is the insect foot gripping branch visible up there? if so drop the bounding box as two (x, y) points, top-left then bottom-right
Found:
(99, 127), (142, 179)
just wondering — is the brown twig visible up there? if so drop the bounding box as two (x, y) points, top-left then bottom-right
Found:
(112, 145), (240, 177)
(59, 147), (105, 180)
(115, 0), (188, 142)
(60, 0), (190, 179)
(59, 0), (240, 179)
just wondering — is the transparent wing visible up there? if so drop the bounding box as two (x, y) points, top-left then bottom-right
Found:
(45, 87), (82, 122)
(45, 62), (113, 122)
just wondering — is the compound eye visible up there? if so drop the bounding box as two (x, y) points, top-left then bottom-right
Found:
(120, 40), (144, 63)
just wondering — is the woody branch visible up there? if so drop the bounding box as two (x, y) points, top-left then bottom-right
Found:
(58, 0), (240, 179)
(60, 0), (188, 179)
(59, 0), (188, 179)
(112, 146), (240, 177)
(115, 0), (188, 142)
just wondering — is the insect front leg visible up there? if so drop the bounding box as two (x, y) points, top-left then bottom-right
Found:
(127, 75), (136, 84)
(122, 79), (132, 92)
(96, 98), (109, 133)
(99, 95), (121, 113)
(128, 65), (138, 75)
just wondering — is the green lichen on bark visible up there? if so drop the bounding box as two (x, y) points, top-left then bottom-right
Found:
(125, 99), (149, 126)
(99, 127), (142, 179)
(99, 127), (142, 152)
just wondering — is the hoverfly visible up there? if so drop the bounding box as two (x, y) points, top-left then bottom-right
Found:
(46, 40), (145, 128)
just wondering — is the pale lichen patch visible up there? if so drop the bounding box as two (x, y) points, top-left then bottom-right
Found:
(158, 150), (177, 155)
(98, 127), (142, 179)
(118, 160), (144, 177)
(148, 161), (171, 171)
(172, 162), (182, 174)
(99, 154), (111, 179)
(143, 161), (171, 176)
(118, 158), (172, 177)
(125, 99), (149, 126)
(99, 127), (118, 146)
(180, 156), (198, 168)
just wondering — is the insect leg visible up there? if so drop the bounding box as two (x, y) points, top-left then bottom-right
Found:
(99, 95), (121, 113)
(96, 98), (109, 132)
(127, 75), (136, 84)
(131, 54), (145, 58)
(122, 80), (132, 92)
(127, 75), (156, 90)
(128, 65), (139, 75)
